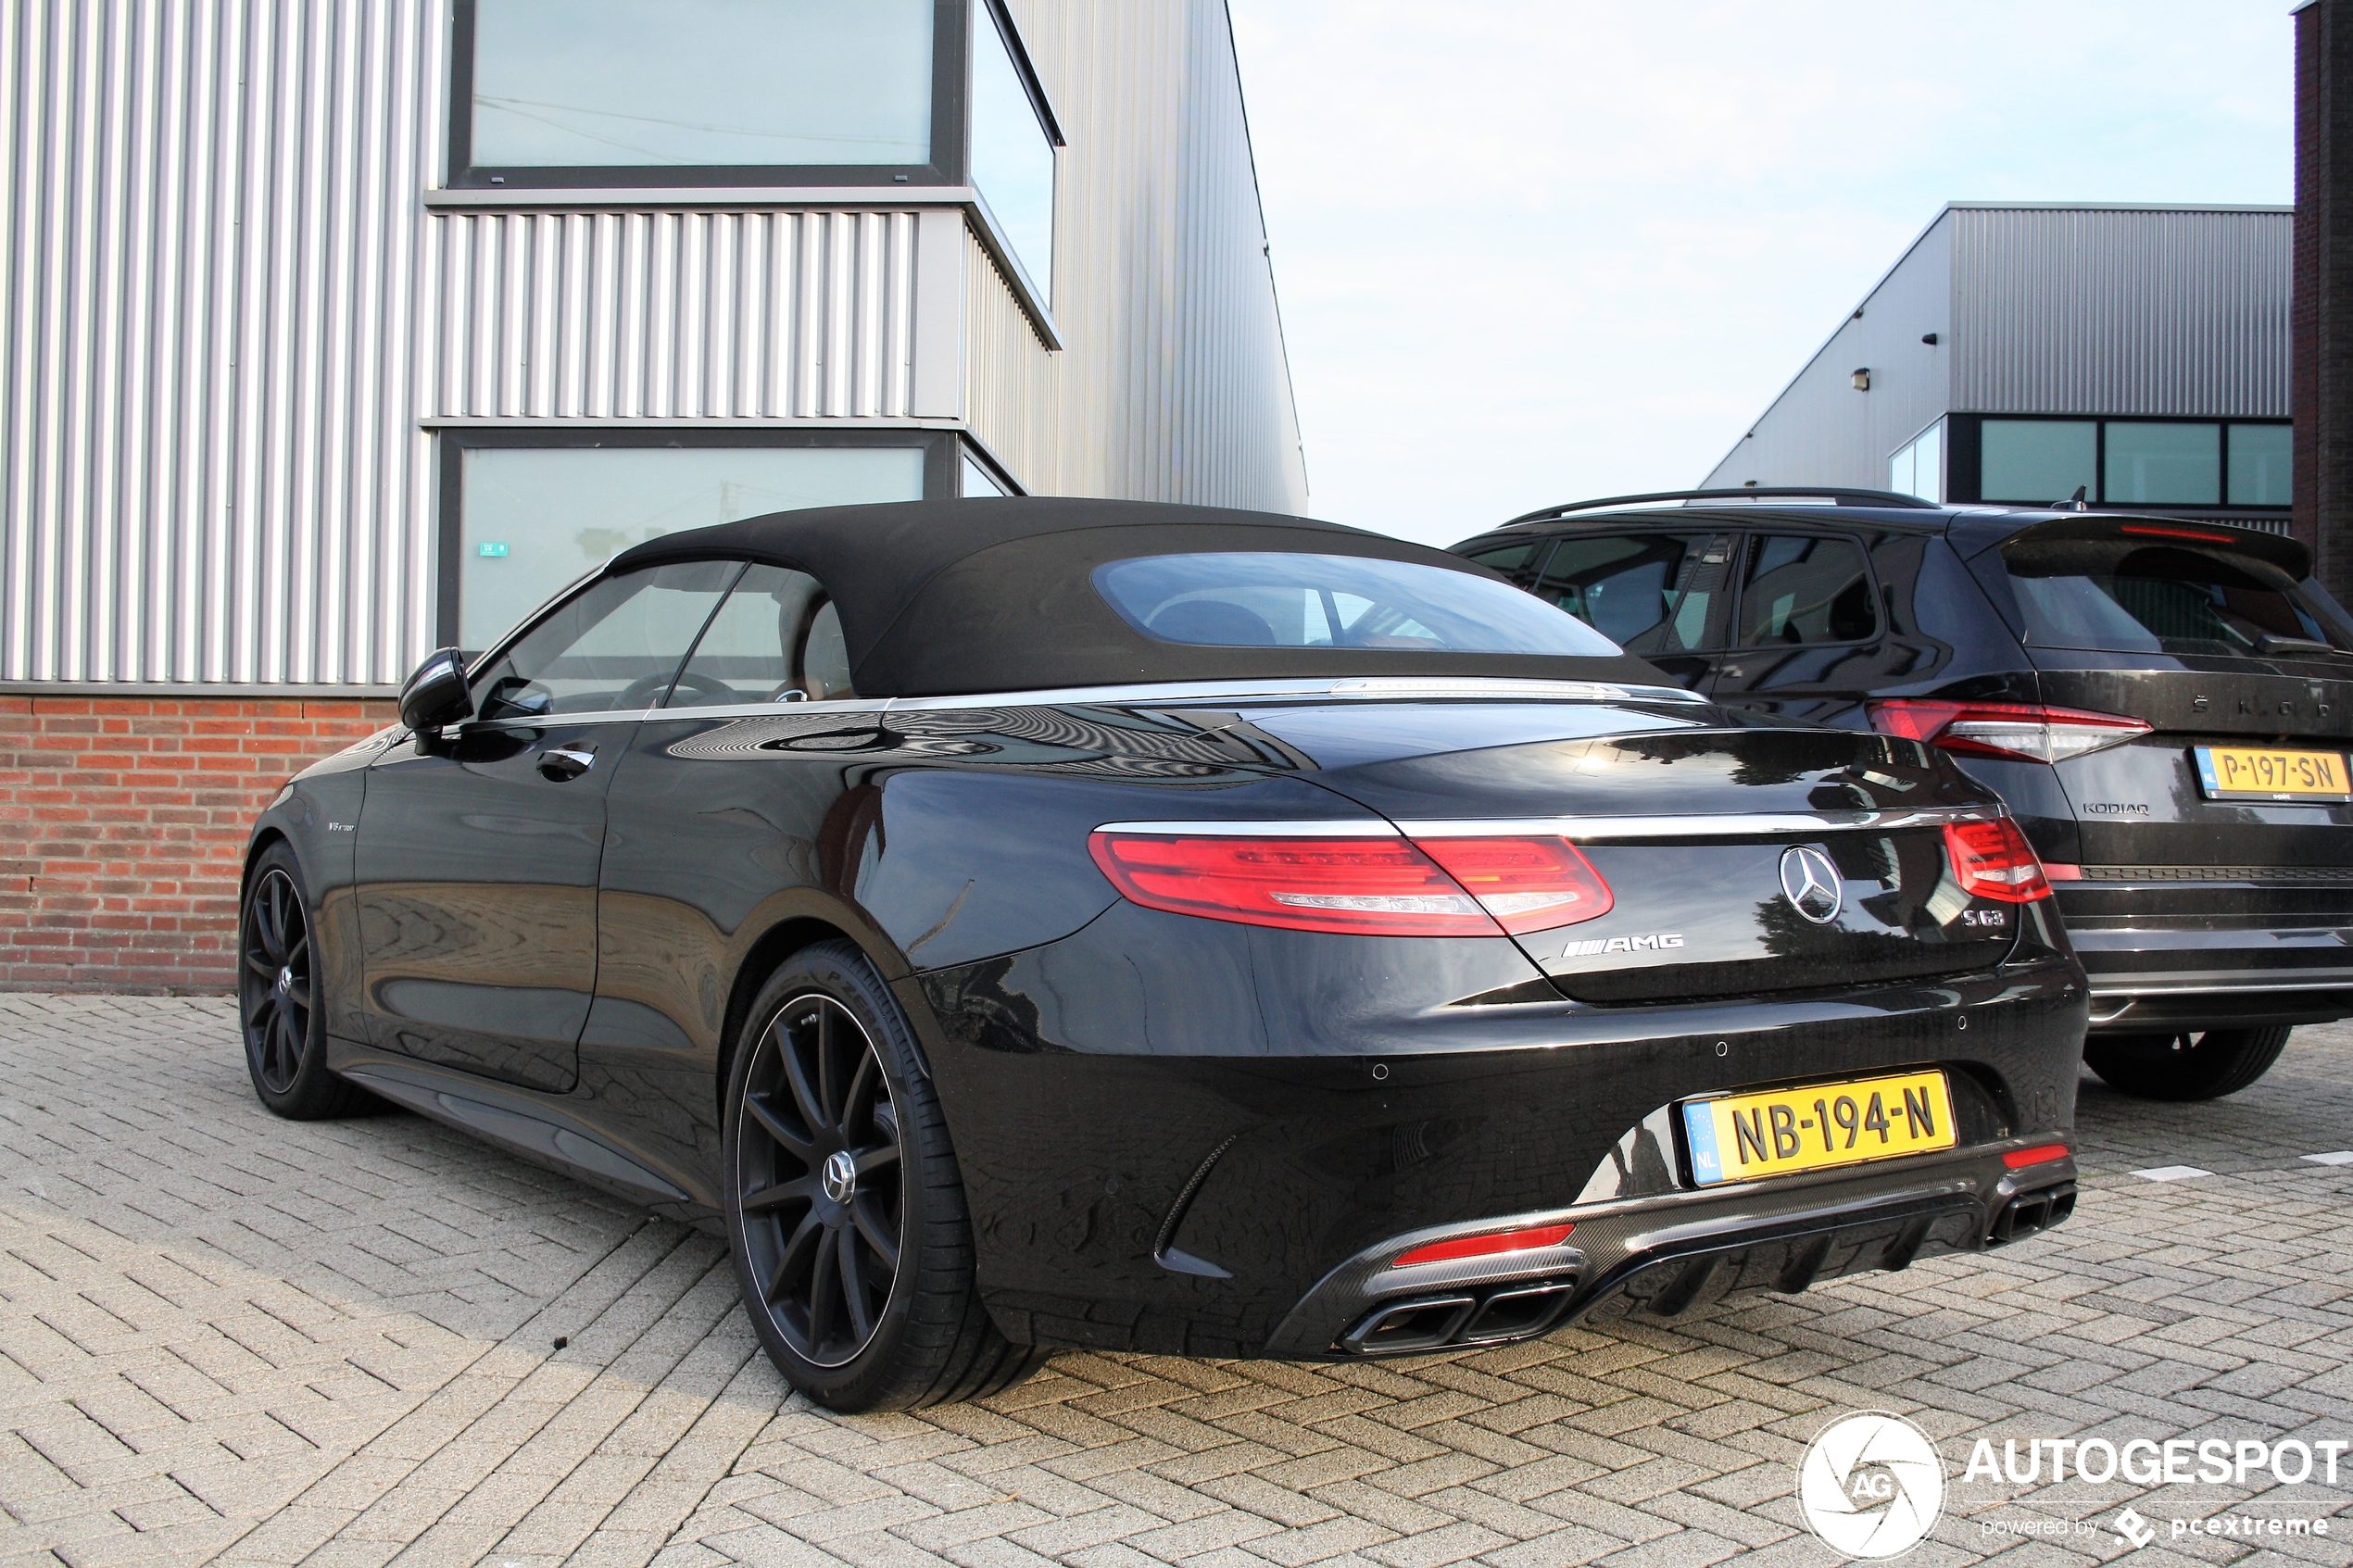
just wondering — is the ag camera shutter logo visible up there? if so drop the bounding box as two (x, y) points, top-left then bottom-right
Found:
(1797, 1411), (1945, 1559)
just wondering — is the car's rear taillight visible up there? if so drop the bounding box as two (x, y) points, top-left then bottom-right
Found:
(1944, 818), (2052, 903)
(1086, 831), (1614, 937)
(1867, 697), (2151, 764)
(1410, 836), (1614, 934)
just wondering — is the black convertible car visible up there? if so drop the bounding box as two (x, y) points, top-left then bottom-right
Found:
(242, 499), (2086, 1411)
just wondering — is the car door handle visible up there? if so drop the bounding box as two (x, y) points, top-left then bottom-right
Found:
(537, 746), (597, 781)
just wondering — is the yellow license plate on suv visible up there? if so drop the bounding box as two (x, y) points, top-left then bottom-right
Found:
(2194, 746), (2352, 803)
(1680, 1071), (1956, 1186)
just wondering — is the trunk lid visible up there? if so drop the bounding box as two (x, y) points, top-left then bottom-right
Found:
(1242, 707), (2026, 1003)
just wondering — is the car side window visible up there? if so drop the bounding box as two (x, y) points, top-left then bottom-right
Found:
(1736, 533), (1878, 646)
(472, 560), (742, 720)
(669, 563), (857, 706)
(668, 563), (829, 707)
(1461, 539), (1553, 588)
(1532, 533), (1733, 655)
(800, 601), (855, 700)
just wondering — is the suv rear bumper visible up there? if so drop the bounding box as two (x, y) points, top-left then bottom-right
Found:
(2057, 878), (2353, 1034)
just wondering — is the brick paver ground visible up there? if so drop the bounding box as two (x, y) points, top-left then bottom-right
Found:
(0, 996), (2347, 1568)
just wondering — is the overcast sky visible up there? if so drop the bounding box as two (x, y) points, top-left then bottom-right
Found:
(1227, 1), (2295, 547)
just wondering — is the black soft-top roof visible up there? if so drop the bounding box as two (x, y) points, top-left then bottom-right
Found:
(610, 497), (1666, 697)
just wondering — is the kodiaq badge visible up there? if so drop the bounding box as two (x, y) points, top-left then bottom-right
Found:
(1780, 846), (1843, 924)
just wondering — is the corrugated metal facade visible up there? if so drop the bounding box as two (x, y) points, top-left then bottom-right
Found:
(1951, 207), (2290, 419)
(1702, 213), (1956, 495)
(1, 0), (439, 686)
(425, 209), (919, 422)
(1705, 205), (2292, 495)
(2, 0), (1304, 688)
(971, 0), (1307, 513)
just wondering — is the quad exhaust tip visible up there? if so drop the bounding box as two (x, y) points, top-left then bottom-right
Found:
(1338, 1276), (1579, 1355)
(1989, 1182), (2076, 1246)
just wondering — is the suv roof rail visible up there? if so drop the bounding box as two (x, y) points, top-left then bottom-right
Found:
(1501, 487), (1944, 527)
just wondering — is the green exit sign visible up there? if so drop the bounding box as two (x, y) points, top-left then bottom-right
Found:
(478, 542), (509, 558)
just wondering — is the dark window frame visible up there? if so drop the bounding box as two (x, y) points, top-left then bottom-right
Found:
(434, 427), (957, 652)
(1524, 526), (1746, 655)
(1946, 413), (2292, 510)
(447, 0), (970, 190)
(1724, 529), (1883, 652)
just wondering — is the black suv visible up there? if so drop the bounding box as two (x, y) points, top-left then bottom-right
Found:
(1453, 487), (2353, 1100)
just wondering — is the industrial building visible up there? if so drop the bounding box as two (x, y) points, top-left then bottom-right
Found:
(1702, 204), (2292, 533)
(0, 0), (1307, 988)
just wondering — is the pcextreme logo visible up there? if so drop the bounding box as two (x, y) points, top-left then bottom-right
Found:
(1796, 1411), (1945, 1559)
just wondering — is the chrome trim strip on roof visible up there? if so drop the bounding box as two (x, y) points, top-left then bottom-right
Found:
(460, 676), (1707, 732)
(881, 677), (1707, 711)
(1396, 807), (2005, 839)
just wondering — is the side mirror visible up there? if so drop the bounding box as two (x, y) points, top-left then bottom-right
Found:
(399, 647), (475, 733)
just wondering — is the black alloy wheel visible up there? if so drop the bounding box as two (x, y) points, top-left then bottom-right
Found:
(238, 844), (362, 1119)
(736, 994), (904, 1367)
(243, 867), (312, 1096)
(723, 942), (1045, 1411)
(2084, 1026), (2293, 1101)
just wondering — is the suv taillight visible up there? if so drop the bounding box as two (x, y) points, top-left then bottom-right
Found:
(1944, 818), (2052, 903)
(1867, 698), (2151, 764)
(1086, 831), (1613, 937)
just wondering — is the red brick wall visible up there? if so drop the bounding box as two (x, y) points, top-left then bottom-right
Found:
(0, 696), (398, 994)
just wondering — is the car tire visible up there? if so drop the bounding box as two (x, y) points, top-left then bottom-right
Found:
(238, 843), (365, 1120)
(2083, 1026), (2293, 1101)
(723, 940), (1046, 1411)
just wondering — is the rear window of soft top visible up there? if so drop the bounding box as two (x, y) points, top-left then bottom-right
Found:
(1094, 551), (1623, 657)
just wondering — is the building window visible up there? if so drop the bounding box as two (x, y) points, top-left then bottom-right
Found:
(1967, 417), (2289, 509)
(2105, 421), (2221, 505)
(968, 2), (1059, 296)
(1981, 420), (2097, 505)
(445, 436), (934, 652)
(2229, 423), (2293, 507)
(961, 452), (1007, 495)
(1888, 420), (1944, 502)
(453, 0), (945, 186)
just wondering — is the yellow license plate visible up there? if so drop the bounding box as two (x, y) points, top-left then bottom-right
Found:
(2195, 746), (2352, 802)
(1680, 1071), (1956, 1186)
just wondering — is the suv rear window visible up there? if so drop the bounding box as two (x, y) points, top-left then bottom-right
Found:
(2001, 536), (2352, 657)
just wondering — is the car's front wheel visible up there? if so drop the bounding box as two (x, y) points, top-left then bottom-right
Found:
(723, 941), (1044, 1411)
(2084, 1026), (2292, 1101)
(239, 843), (364, 1119)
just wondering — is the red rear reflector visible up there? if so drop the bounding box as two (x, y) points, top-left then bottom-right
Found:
(2003, 1143), (2070, 1169)
(1393, 1223), (1574, 1268)
(1867, 697), (2150, 765)
(2041, 861), (2082, 881)
(2120, 523), (2235, 545)
(1944, 818), (2052, 904)
(1088, 832), (1500, 936)
(1411, 836), (1614, 934)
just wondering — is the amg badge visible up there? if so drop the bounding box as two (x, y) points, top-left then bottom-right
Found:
(1564, 933), (1685, 959)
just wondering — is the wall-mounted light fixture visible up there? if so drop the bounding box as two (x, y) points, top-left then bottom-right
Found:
(1851, 368), (1871, 391)
(1920, 332), (1939, 345)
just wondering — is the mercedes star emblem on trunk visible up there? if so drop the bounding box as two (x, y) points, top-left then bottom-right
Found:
(1780, 845), (1843, 924)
